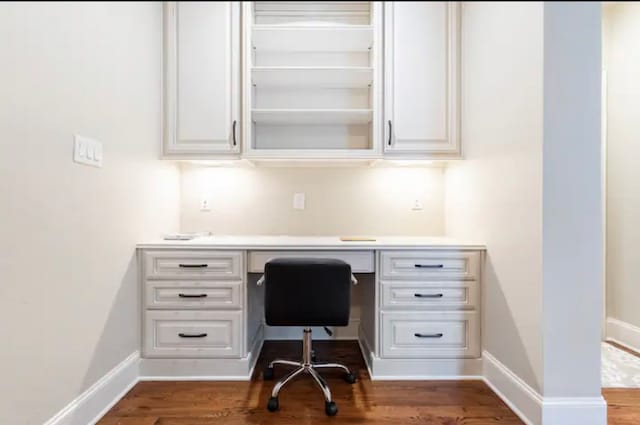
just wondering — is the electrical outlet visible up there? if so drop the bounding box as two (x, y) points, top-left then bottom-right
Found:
(412, 199), (424, 211)
(293, 193), (305, 210)
(200, 199), (211, 212)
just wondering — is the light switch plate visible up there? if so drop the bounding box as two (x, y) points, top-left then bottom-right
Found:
(74, 135), (103, 168)
(293, 193), (305, 210)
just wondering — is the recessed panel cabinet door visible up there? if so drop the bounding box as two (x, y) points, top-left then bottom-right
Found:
(384, 2), (460, 157)
(163, 2), (240, 157)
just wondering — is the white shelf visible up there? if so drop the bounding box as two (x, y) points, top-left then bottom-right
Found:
(252, 67), (373, 88)
(252, 25), (373, 52)
(252, 109), (373, 125)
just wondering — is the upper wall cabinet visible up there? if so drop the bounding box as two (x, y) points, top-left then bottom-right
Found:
(384, 2), (461, 158)
(162, 2), (241, 158)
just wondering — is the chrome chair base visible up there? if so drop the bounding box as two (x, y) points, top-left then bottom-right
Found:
(263, 328), (356, 416)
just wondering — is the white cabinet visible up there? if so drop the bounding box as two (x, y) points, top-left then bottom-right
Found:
(141, 250), (245, 360)
(377, 249), (481, 363)
(384, 2), (461, 158)
(162, 2), (241, 157)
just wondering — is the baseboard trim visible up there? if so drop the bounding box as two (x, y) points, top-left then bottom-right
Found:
(542, 397), (607, 425)
(606, 317), (640, 354)
(483, 350), (607, 425)
(43, 351), (140, 425)
(483, 351), (541, 425)
(139, 357), (252, 380)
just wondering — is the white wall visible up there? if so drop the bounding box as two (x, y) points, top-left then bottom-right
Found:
(0, 3), (180, 425)
(603, 3), (640, 331)
(180, 164), (445, 236)
(446, 1), (544, 392)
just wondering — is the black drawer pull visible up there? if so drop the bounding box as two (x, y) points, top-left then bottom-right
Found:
(414, 333), (443, 338)
(178, 264), (208, 268)
(414, 264), (444, 269)
(178, 293), (208, 298)
(414, 293), (444, 298)
(178, 333), (208, 338)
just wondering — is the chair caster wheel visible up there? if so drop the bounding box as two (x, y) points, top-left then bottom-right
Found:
(344, 371), (357, 384)
(263, 367), (274, 380)
(325, 401), (338, 416)
(267, 397), (279, 412)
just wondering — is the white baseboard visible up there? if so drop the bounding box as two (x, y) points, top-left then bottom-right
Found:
(483, 350), (607, 425)
(139, 357), (253, 380)
(606, 317), (640, 353)
(43, 351), (140, 425)
(483, 351), (541, 425)
(370, 356), (483, 380)
(542, 397), (607, 425)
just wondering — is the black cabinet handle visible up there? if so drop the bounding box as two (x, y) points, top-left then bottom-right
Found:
(232, 120), (237, 146)
(414, 293), (444, 298)
(414, 333), (443, 338)
(178, 293), (208, 298)
(387, 120), (392, 146)
(414, 264), (444, 269)
(178, 264), (208, 268)
(179, 333), (208, 338)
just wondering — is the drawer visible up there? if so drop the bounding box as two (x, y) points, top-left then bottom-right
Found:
(144, 250), (243, 280)
(381, 281), (478, 310)
(248, 250), (374, 273)
(380, 251), (480, 281)
(144, 310), (242, 358)
(144, 281), (242, 310)
(381, 311), (480, 358)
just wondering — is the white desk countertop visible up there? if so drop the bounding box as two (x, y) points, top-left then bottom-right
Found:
(137, 235), (486, 251)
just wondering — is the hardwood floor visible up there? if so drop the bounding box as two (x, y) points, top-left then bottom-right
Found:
(98, 340), (640, 424)
(98, 341), (523, 424)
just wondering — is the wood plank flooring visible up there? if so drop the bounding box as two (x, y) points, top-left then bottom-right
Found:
(97, 340), (640, 424)
(99, 341), (522, 424)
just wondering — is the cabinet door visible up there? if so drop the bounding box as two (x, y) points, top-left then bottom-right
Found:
(384, 2), (460, 157)
(163, 2), (240, 157)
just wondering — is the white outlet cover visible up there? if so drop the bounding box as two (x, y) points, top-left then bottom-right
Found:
(412, 199), (424, 210)
(293, 193), (305, 210)
(200, 199), (211, 211)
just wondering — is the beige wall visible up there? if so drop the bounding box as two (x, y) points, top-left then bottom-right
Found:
(0, 3), (180, 425)
(180, 164), (445, 236)
(445, 2), (544, 392)
(604, 3), (640, 329)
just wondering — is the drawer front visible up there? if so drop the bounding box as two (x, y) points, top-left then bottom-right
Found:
(145, 281), (242, 310)
(380, 251), (480, 281)
(381, 281), (479, 310)
(144, 251), (243, 280)
(144, 310), (242, 358)
(248, 250), (374, 273)
(381, 311), (480, 358)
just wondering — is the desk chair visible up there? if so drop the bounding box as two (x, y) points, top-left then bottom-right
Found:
(257, 258), (358, 416)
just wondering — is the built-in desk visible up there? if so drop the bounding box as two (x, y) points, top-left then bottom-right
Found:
(137, 236), (485, 380)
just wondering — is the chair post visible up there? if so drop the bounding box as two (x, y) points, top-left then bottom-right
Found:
(302, 328), (312, 366)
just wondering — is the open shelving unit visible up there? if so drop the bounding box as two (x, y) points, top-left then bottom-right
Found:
(243, 1), (382, 158)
